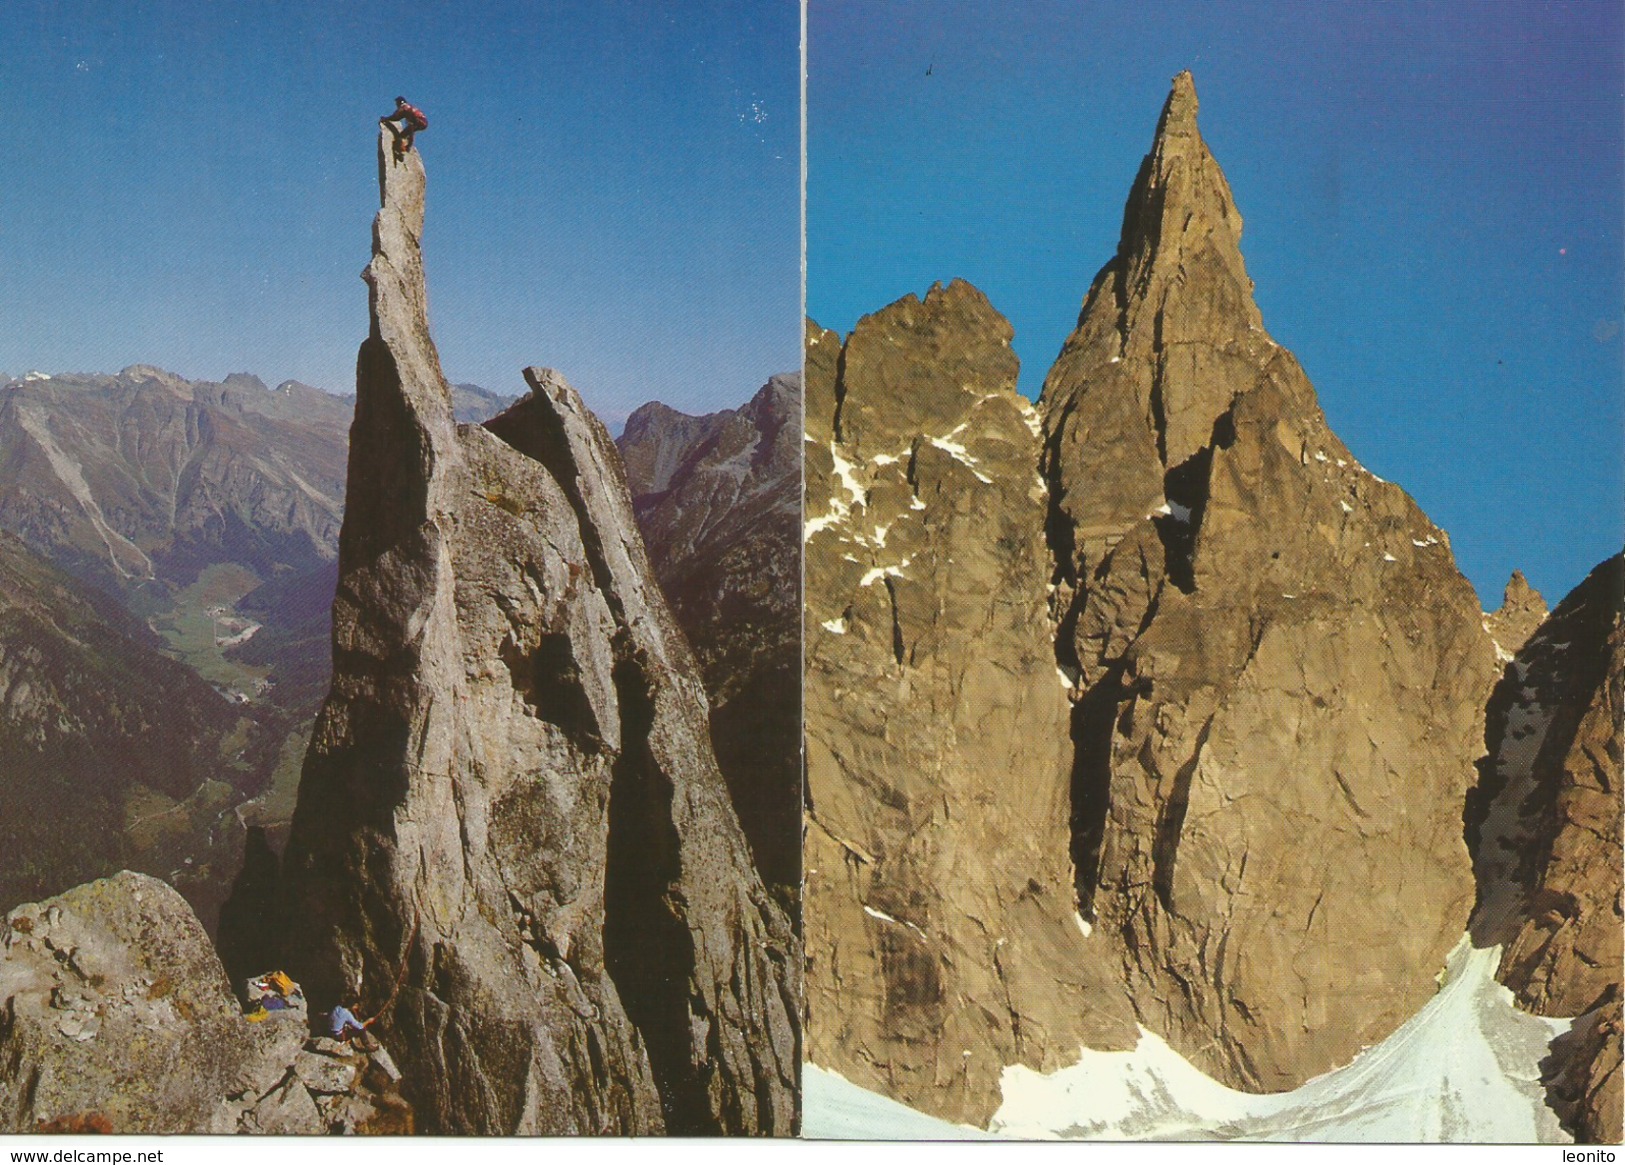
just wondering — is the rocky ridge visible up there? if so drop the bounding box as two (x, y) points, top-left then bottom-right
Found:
(273, 125), (797, 1135)
(804, 286), (1137, 1125)
(617, 375), (802, 896)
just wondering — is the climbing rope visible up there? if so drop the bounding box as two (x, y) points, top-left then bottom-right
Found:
(365, 905), (421, 1029)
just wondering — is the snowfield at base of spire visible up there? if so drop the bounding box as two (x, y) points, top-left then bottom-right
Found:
(807, 939), (1573, 1143)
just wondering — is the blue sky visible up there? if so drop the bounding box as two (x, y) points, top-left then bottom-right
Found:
(808, 0), (1624, 608)
(1, 1), (800, 425)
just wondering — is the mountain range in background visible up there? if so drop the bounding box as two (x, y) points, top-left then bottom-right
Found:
(803, 73), (1620, 1143)
(0, 366), (351, 920)
(0, 306), (788, 948)
(0, 530), (250, 920)
(452, 382), (521, 425)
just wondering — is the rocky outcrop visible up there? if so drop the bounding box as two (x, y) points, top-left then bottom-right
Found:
(804, 287), (1137, 1126)
(0, 872), (404, 1134)
(1037, 71), (1497, 1093)
(0, 531), (249, 919)
(617, 376), (802, 897)
(1544, 992), (1622, 1144)
(275, 126), (796, 1135)
(1472, 553), (1623, 1142)
(806, 72), (1511, 1125)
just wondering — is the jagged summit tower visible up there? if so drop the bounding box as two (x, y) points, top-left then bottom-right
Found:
(1040, 69), (1496, 1093)
(805, 72), (1501, 1124)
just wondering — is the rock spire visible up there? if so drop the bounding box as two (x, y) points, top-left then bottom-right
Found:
(1039, 71), (1499, 1092)
(276, 125), (797, 1135)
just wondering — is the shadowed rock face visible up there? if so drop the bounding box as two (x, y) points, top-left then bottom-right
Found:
(276, 126), (797, 1136)
(804, 287), (1138, 1127)
(217, 826), (284, 992)
(616, 375), (802, 897)
(1038, 71), (1497, 1094)
(1472, 553), (1623, 1143)
(1543, 995), (1622, 1145)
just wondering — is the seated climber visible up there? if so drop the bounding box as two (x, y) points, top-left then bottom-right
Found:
(329, 994), (378, 1050)
(380, 96), (428, 158)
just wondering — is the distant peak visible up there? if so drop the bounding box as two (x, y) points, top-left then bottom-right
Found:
(221, 372), (269, 393)
(119, 364), (176, 381)
(628, 399), (684, 420)
(1500, 570), (1547, 613)
(1485, 568), (1550, 656)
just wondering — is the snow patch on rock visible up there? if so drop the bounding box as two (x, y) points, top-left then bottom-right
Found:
(859, 559), (910, 587)
(928, 424), (993, 484)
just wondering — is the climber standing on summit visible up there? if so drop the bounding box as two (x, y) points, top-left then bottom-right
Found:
(380, 96), (427, 159)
